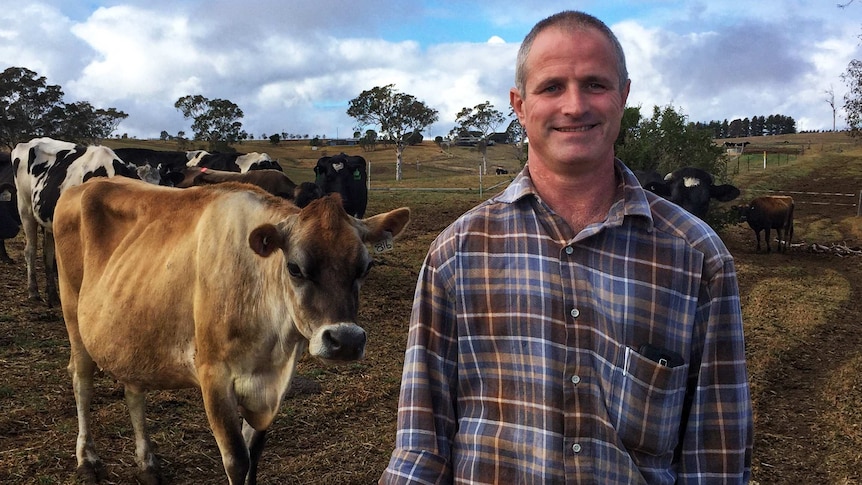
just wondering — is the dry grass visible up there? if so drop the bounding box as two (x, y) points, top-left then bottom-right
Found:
(1, 133), (861, 483)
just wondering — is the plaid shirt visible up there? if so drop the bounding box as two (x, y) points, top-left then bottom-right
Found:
(380, 161), (753, 485)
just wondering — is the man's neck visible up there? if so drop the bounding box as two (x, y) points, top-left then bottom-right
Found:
(529, 160), (620, 234)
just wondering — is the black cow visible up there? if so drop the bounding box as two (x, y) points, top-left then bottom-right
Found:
(294, 181), (325, 209)
(314, 153), (368, 218)
(1, 152), (20, 263)
(632, 169), (669, 196)
(187, 151), (283, 172)
(736, 196), (795, 253)
(113, 148), (192, 186)
(637, 167), (739, 219)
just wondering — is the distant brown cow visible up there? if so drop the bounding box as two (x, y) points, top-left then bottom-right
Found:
(54, 177), (411, 484)
(737, 195), (794, 253)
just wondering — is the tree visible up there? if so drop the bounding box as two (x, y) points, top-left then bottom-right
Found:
(359, 129), (378, 152)
(347, 84), (438, 181)
(269, 133), (281, 145)
(452, 101), (505, 174)
(843, 38), (862, 136)
(825, 85), (837, 131)
(0, 67), (65, 149)
(48, 101), (127, 144)
(174, 95), (247, 151)
(614, 104), (725, 177)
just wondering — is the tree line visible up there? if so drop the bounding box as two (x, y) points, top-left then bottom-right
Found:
(0, 67), (129, 150)
(693, 114), (797, 139)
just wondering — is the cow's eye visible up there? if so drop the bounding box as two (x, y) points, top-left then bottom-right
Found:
(287, 262), (304, 279)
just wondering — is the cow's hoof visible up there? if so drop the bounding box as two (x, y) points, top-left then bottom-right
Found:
(75, 460), (107, 483)
(135, 465), (164, 485)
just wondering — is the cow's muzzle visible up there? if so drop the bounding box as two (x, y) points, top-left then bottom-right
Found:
(310, 323), (367, 361)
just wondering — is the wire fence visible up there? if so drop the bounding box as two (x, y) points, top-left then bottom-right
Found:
(742, 188), (862, 216)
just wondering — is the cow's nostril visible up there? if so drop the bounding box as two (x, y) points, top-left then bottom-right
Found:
(322, 329), (341, 351)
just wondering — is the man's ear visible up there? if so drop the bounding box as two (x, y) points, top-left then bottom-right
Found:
(510, 87), (525, 123)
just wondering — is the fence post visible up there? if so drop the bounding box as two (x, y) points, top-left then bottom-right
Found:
(763, 151), (767, 169)
(479, 165), (483, 198)
(857, 190), (862, 217)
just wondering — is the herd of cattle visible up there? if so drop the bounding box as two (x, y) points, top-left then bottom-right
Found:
(2, 137), (393, 483)
(0, 137), (798, 482)
(0, 138), (370, 306)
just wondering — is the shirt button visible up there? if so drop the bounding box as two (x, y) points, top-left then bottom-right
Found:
(565, 246), (574, 255)
(570, 308), (580, 318)
(571, 375), (580, 385)
(572, 443), (582, 453)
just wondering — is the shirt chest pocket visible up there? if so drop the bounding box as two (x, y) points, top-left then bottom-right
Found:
(606, 345), (688, 457)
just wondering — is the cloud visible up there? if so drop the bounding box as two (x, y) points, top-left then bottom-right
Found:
(1, 0), (860, 141)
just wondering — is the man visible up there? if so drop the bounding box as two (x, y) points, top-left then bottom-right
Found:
(380, 10), (752, 485)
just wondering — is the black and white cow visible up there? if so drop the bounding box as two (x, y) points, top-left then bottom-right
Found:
(186, 151), (283, 172)
(113, 147), (193, 186)
(314, 153), (368, 218)
(11, 137), (161, 305)
(636, 166), (739, 220)
(1, 152), (20, 263)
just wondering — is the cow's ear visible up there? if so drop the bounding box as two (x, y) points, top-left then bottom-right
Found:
(711, 184), (741, 202)
(249, 224), (284, 257)
(360, 207), (411, 243)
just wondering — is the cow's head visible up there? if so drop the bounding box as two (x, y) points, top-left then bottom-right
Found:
(730, 203), (753, 224)
(248, 194), (410, 362)
(664, 167), (740, 219)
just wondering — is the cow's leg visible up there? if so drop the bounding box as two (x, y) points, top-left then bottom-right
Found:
(43, 229), (60, 307)
(776, 227), (785, 253)
(754, 230), (762, 253)
(125, 384), (162, 484)
(68, 347), (106, 483)
(787, 222), (794, 252)
(21, 215), (40, 300)
(242, 420), (267, 485)
(200, 367), (249, 485)
(0, 241), (11, 263)
(764, 228), (772, 253)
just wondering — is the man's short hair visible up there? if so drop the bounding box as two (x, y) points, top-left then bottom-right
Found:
(515, 10), (629, 97)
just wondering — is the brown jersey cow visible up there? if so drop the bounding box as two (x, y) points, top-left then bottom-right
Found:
(737, 195), (794, 253)
(53, 177), (410, 484)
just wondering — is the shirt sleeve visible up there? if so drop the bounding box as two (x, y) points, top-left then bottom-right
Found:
(677, 256), (754, 483)
(380, 246), (459, 485)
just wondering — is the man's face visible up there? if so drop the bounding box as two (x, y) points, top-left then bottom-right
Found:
(510, 26), (630, 172)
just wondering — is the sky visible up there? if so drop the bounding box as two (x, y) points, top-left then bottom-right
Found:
(1, 0), (860, 141)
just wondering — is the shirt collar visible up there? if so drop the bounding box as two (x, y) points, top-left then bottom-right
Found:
(496, 160), (654, 228)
